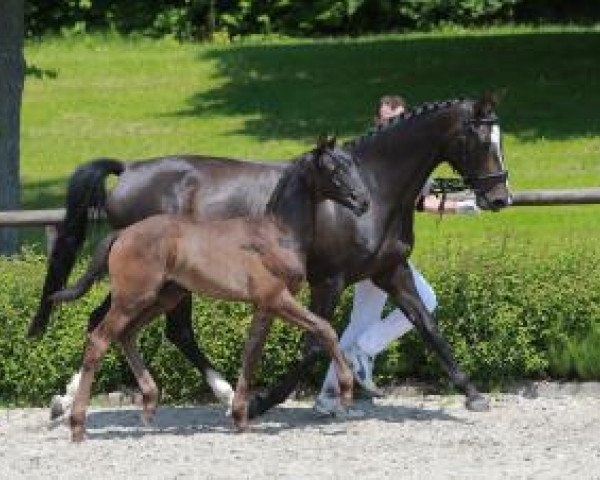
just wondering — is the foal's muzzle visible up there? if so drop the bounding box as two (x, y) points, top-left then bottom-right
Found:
(347, 194), (370, 216)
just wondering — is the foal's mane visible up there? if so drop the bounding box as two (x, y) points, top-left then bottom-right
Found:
(345, 98), (466, 150)
(265, 150), (314, 214)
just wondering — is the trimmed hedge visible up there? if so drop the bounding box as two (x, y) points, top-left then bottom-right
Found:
(1, 245), (599, 406)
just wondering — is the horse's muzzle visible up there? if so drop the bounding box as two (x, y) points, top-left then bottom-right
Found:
(476, 192), (512, 211)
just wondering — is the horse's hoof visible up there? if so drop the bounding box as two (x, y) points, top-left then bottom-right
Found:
(50, 395), (68, 420)
(465, 394), (490, 412)
(207, 370), (234, 410)
(223, 392), (234, 417)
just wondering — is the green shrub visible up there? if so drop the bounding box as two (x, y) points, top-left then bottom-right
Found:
(1, 244), (599, 406)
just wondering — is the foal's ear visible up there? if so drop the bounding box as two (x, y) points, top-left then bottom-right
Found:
(327, 135), (337, 149)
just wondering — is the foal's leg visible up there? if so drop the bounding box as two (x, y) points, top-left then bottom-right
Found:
(164, 290), (234, 409)
(374, 262), (489, 411)
(246, 277), (344, 419)
(50, 294), (112, 421)
(118, 327), (159, 425)
(274, 289), (353, 407)
(70, 315), (120, 442)
(231, 311), (273, 431)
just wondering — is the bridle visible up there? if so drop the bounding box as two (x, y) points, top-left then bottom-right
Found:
(460, 114), (508, 195)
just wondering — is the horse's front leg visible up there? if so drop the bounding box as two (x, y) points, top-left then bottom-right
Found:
(232, 311), (273, 431)
(374, 262), (489, 412)
(245, 276), (344, 419)
(163, 288), (234, 410)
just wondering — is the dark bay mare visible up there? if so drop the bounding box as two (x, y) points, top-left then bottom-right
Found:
(50, 138), (369, 441)
(31, 95), (510, 420)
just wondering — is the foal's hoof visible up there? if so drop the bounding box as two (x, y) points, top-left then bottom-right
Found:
(231, 401), (250, 431)
(141, 408), (156, 426)
(234, 420), (250, 433)
(465, 394), (490, 412)
(71, 426), (86, 443)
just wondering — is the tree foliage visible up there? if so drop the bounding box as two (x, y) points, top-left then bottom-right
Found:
(24, 0), (600, 39)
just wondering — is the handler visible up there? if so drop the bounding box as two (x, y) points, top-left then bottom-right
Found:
(315, 95), (480, 415)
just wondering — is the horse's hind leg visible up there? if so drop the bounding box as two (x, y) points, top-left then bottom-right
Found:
(50, 293), (112, 421)
(163, 290), (234, 410)
(231, 311), (273, 431)
(273, 289), (353, 408)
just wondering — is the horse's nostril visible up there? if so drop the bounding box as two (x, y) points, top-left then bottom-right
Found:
(492, 198), (508, 209)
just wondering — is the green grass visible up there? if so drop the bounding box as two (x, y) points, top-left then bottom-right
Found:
(3, 27), (600, 395)
(21, 27), (600, 259)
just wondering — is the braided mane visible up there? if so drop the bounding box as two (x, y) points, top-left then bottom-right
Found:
(345, 98), (466, 150)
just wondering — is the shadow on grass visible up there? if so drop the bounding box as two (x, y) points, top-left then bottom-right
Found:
(169, 31), (600, 142)
(26, 64), (58, 80)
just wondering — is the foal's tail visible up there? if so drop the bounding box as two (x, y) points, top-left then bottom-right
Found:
(27, 158), (124, 337)
(49, 232), (118, 304)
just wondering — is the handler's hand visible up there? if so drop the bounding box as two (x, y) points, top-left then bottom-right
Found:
(455, 199), (481, 215)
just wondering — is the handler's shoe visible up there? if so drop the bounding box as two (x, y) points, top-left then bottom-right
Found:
(343, 343), (384, 398)
(313, 394), (365, 418)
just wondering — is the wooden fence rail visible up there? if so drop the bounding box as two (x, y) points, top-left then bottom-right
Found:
(511, 188), (600, 206)
(0, 188), (599, 252)
(0, 209), (105, 252)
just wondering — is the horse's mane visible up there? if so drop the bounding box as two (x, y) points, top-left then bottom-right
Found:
(344, 98), (467, 150)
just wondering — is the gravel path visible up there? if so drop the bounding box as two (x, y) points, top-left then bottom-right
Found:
(2, 392), (600, 479)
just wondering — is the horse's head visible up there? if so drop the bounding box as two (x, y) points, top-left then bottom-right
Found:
(308, 136), (370, 216)
(445, 94), (511, 211)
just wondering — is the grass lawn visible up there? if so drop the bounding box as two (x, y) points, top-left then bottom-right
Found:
(2, 26), (599, 397)
(21, 27), (600, 266)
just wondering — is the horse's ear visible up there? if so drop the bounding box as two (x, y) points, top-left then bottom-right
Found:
(316, 134), (328, 152)
(475, 92), (496, 117)
(327, 135), (337, 148)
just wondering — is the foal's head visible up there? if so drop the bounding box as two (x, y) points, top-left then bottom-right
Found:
(443, 94), (511, 211)
(306, 136), (370, 216)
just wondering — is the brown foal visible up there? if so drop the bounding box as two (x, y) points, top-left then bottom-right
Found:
(52, 138), (369, 441)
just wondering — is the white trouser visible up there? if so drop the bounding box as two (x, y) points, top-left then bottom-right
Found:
(319, 264), (437, 396)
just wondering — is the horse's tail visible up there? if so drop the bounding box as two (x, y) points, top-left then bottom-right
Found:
(49, 232), (118, 304)
(27, 158), (124, 338)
